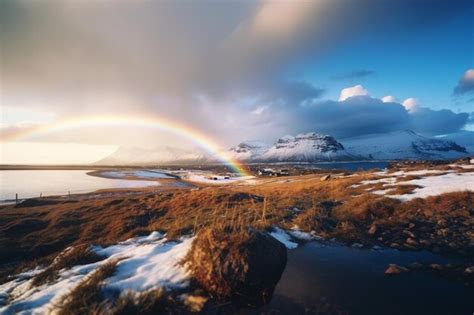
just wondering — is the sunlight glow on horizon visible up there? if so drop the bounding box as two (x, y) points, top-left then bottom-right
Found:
(0, 142), (118, 165)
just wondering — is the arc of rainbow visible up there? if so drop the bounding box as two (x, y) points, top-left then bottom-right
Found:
(1, 115), (251, 176)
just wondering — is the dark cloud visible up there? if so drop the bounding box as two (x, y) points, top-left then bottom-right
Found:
(409, 108), (469, 135)
(289, 96), (411, 138)
(331, 70), (375, 81)
(259, 95), (470, 139)
(1, 0), (473, 145)
(453, 69), (474, 95)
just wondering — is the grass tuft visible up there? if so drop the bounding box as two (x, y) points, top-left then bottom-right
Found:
(32, 245), (104, 286)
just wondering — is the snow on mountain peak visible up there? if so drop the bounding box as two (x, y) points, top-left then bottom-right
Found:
(227, 140), (270, 161)
(259, 132), (355, 162)
(340, 130), (468, 160)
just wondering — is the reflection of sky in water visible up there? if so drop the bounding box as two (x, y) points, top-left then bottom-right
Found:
(101, 170), (175, 179)
(0, 170), (161, 201)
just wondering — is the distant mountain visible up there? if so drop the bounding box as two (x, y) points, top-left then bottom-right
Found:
(436, 131), (474, 153)
(95, 145), (209, 165)
(96, 130), (470, 166)
(340, 130), (469, 160)
(256, 132), (358, 162)
(227, 141), (270, 161)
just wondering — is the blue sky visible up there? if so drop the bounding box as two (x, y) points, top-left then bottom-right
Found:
(288, 7), (473, 112)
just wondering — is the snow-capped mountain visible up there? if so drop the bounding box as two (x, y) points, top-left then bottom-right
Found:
(227, 141), (270, 161)
(436, 131), (474, 153)
(257, 132), (358, 162)
(95, 145), (209, 165)
(340, 130), (469, 160)
(96, 130), (469, 166)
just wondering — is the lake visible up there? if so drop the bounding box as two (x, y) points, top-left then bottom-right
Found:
(0, 170), (162, 202)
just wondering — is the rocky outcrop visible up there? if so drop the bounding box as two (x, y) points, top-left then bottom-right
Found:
(185, 228), (287, 306)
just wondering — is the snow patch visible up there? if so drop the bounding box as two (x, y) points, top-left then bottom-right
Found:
(270, 227), (298, 249)
(0, 233), (193, 314)
(390, 172), (474, 201)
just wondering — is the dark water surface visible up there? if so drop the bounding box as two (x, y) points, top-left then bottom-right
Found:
(253, 242), (473, 315)
(303, 161), (389, 172)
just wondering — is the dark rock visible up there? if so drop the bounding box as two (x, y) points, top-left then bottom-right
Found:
(430, 264), (443, 271)
(405, 238), (419, 247)
(368, 224), (377, 235)
(464, 266), (474, 274)
(185, 228), (287, 306)
(385, 264), (409, 275)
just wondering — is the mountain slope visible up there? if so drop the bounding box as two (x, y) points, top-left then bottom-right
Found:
(257, 132), (358, 162)
(436, 131), (474, 153)
(95, 145), (209, 165)
(340, 130), (468, 160)
(226, 141), (270, 161)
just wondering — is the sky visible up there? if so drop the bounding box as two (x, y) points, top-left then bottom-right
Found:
(0, 0), (473, 164)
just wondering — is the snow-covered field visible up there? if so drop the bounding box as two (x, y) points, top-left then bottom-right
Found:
(390, 172), (474, 201)
(0, 233), (193, 314)
(353, 166), (474, 201)
(170, 170), (255, 185)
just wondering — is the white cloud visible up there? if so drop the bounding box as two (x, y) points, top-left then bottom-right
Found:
(339, 85), (369, 101)
(251, 106), (268, 115)
(381, 95), (398, 103)
(402, 98), (419, 112)
(454, 68), (474, 95)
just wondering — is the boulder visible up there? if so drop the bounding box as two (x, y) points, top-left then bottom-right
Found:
(385, 264), (409, 275)
(185, 228), (287, 306)
(368, 224), (377, 235)
(464, 266), (474, 274)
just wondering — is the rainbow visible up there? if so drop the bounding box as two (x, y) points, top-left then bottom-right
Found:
(1, 115), (251, 176)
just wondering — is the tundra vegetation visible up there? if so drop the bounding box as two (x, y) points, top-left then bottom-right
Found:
(0, 162), (472, 313)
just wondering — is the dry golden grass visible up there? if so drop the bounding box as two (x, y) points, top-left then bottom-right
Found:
(32, 245), (104, 286)
(0, 166), (472, 281)
(111, 289), (189, 315)
(57, 261), (117, 315)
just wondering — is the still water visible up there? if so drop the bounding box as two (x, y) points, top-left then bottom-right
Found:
(303, 161), (389, 172)
(0, 170), (161, 201)
(259, 242), (473, 315)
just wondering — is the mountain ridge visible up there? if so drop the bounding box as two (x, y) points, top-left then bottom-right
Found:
(94, 130), (470, 165)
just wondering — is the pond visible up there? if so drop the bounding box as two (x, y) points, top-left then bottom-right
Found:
(257, 242), (473, 314)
